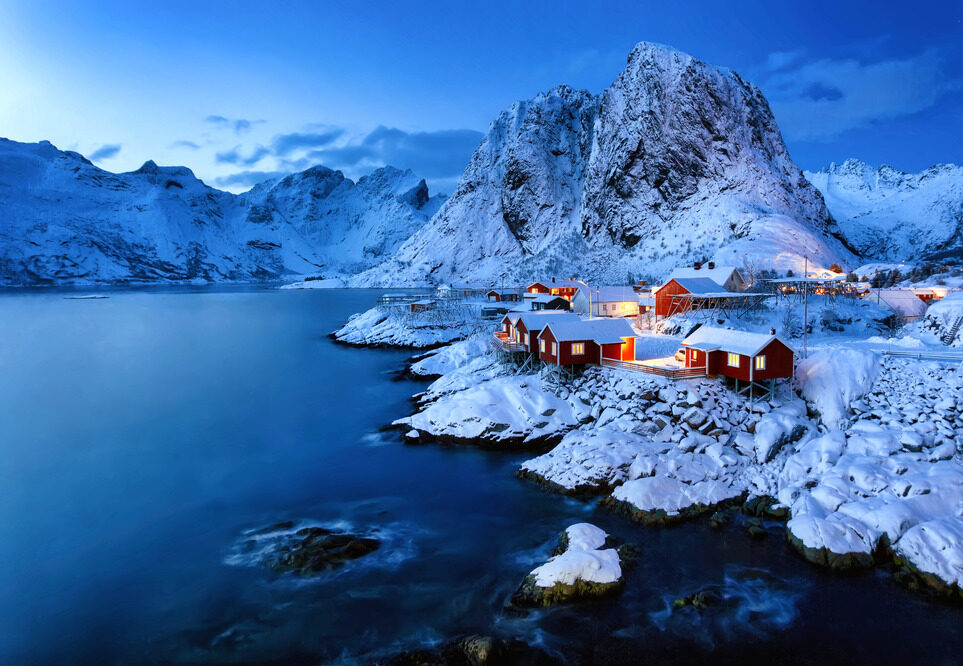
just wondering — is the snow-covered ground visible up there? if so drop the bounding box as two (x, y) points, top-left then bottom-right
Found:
(279, 278), (346, 289)
(331, 302), (488, 349)
(391, 322), (963, 597)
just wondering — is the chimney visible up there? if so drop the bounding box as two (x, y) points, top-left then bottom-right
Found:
(770, 328), (776, 335)
(552, 277), (556, 283)
(693, 262), (702, 270)
(708, 261), (715, 270)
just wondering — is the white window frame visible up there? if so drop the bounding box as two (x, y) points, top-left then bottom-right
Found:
(552, 342), (558, 356)
(539, 339), (545, 353)
(523, 333), (529, 346)
(571, 342), (585, 355)
(755, 355), (766, 371)
(691, 350), (699, 361)
(727, 352), (740, 368)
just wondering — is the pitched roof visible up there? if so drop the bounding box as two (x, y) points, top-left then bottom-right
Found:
(540, 317), (636, 344)
(516, 312), (580, 330)
(868, 289), (928, 318)
(667, 265), (744, 286)
(530, 279), (583, 289)
(656, 277), (725, 295)
(575, 286), (638, 302)
(528, 293), (570, 303)
(681, 326), (794, 357)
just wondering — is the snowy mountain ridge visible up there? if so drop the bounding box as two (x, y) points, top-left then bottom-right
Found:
(352, 42), (858, 287)
(805, 159), (963, 263)
(0, 138), (445, 285)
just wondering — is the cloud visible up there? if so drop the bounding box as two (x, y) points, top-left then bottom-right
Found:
(213, 170), (287, 191)
(88, 144), (121, 161)
(759, 49), (961, 141)
(764, 50), (804, 72)
(170, 140), (201, 150)
(303, 126), (483, 179)
(205, 115), (262, 135)
(215, 144), (271, 166)
(271, 130), (345, 156)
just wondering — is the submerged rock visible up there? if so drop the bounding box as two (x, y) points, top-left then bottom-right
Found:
(233, 522), (382, 576)
(511, 523), (627, 607)
(268, 527), (380, 574)
(380, 634), (555, 665)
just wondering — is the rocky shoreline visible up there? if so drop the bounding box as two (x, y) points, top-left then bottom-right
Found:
(363, 324), (963, 605)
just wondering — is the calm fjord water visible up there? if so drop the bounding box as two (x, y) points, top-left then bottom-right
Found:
(0, 288), (960, 664)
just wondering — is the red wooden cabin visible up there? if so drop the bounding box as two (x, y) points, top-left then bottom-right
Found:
(514, 312), (580, 353)
(487, 289), (520, 302)
(526, 279), (582, 301)
(653, 277), (724, 318)
(410, 299), (437, 313)
(537, 318), (636, 367)
(681, 326), (795, 381)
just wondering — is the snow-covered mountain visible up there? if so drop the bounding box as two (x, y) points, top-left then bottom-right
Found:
(0, 138), (444, 285)
(354, 42), (857, 287)
(805, 159), (963, 262)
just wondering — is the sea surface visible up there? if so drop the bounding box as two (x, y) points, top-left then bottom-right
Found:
(0, 287), (960, 664)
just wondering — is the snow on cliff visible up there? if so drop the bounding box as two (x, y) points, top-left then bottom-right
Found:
(354, 42), (857, 287)
(805, 159), (963, 262)
(0, 138), (444, 285)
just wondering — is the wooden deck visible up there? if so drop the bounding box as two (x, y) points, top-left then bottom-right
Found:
(492, 333), (527, 352)
(601, 357), (707, 379)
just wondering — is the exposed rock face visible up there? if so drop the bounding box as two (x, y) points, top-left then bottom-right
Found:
(806, 159), (963, 262)
(355, 42), (856, 286)
(0, 138), (444, 285)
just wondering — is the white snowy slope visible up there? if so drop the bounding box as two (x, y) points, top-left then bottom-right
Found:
(354, 42), (857, 287)
(0, 138), (444, 285)
(805, 159), (963, 262)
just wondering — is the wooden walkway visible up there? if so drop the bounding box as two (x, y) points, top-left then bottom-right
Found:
(882, 349), (963, 362)
(601, 357), (707, 379)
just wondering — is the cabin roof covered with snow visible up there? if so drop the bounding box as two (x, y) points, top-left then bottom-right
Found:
(516, 312), (580, 330)
(666, 265), (743, 287)
(868, 289), (928, 318)
(656, 277), (725, 294)
(528, 293), (569, 303)
(682, 326), (794, 358)
(540, 317), (635, 344)
(577, 286), (638, 303)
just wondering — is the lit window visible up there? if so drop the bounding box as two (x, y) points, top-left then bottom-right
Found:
(572, 342), (585, 355)
(692, 350), (699, 361)
(552, 342), (558, 356)
(540, 339), (545, 353)
(523, 333), (529, 345)
(727, 352), (740, 367)
(755, 355), (766, 370)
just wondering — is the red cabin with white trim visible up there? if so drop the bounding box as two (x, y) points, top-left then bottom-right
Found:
(537, 318), (636, 367)
(681, 326), (795, 381)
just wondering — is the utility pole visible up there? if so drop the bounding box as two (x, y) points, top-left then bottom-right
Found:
(803, 256), (809, 359)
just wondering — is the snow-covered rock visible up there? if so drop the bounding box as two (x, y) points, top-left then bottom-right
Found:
(0, 138), (444, 285)
(795, 348), (879, 428)
(354, 42), (855, 287)
(332, 304), (483, 349)
(606, 476), (745, 525)
(512, 523), (624, 606)
(806, 159), (963, 262)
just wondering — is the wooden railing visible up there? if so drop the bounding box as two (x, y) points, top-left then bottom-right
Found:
(492, 333), (527, 352)
(600, 357), (707, 379)
(882, 350), (963, 361)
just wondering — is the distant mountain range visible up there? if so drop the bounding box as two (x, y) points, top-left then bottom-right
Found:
(0, 42), (958, 287)
(804, 159), (963, 263)
(0, 138), (444, 285)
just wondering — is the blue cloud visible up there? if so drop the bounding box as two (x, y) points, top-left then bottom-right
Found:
(271, 130), (345, 156)
(215, 145), (270, 166)
(170, 140), (201, 150)
(205, 115), (262, 135)
(302, 126), (483, 179)
(760, 49), (961, 141)
(88, 144), (121, 161)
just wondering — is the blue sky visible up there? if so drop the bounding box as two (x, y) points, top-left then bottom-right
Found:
(1, 0), (960, 193)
